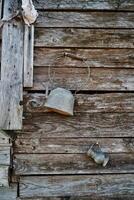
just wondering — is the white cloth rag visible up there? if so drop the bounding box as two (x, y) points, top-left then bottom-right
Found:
(22, 0), (38, 25)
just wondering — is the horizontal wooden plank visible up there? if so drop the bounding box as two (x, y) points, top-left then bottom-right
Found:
(14, 138), (134, 154)
(0, 166), (9, 187)
(35, 28), (134, 48)
(17, 113), (134, 138)
(34, 48), (134, 68)
(34, 0), (134, 11)
(0, 147), (10, 165)
(0, 184), (17, 199)
(24, 93), (134, 113)
(13, 153), (134, 175)
(20, 174), (134, 198)
(32, 67), (134, 91)
(17, 197), (134, 200)
(36, 12), (134, 28)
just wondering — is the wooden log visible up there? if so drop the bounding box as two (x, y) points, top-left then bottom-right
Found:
(0, 0), (23, 129)
(35, 28), (134, 48)
(24, 25), (34, 87)
(14, 138), (134, 154)
(24, 93), (134, 113)
(34, 0), (134, 11)
(36, 11), (134, 28)
(34, 48), (134, 68)
(32, 67), (134, 91)
(19, 174), (134, 198)
(17, 113), (134, 138)
(0, 184), (17, 199)
(0, 166), (9, 187)
(13, 153), (134, 175)
(0, 146), (10, 165)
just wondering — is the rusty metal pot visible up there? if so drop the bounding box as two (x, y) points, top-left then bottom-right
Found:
(44, 87), (74, 116)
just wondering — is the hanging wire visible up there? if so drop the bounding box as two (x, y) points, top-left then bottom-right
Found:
(64, 52), (92, 95)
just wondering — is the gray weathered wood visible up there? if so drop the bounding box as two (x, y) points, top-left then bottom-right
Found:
(20, 174), (134, 198)
(17, 113), (134, 138)
(24, 25), (34, 87)
(32, 67), (134, 91)
(0, 146), (10, 165)
(34, 48), (134, 68)
(13, 153), (134, 175)
(0, 130), (10, 146)
(34, 0), (134, 11)
(0, 166), (9, 187)
(35, 28), (134, 48)
(0, 0), (3, 18)
(0, 184), (17, 199)
(24, 93), (134, 113)
(14, 138), (134, 154)
(0, 0), (23, 129)
(16, 197), (134, 200)
(36, 11), (134, 28)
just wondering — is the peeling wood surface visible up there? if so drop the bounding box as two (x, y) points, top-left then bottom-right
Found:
(36, 11), (134, 28)
(34, 0), (134, 11)
(35, 28), (134, 48)
(20, 175), (134, 198)
(32, 67), (134, 91)
(14, 153), (134, 175)
(0, 184), (17, 200)
(34, 48), (134, 68)
(0, 166), (9, 187)
(24, 93), (134, 113)
(18, 113), (134, 138)
(0, 0), (23, 129)
(14, 138), (134, 154)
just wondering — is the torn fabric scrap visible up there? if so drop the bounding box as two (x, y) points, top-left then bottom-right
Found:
(22, 0), (38, 25)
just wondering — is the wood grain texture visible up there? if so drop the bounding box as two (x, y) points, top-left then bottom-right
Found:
(34, 0), (134, 11)
(17, 113), (134, 138)
(34, 48), (134, 68)
(13, 153), (134, 175)
(0, 146), (10, 165)
(17, 197), (134, 200)
(24, 25), (34, 87)
(0, 0), (23, 129)
(24, 93), (134, 113)
(20, 174), (134, 198)
(14, 138), (134, 154)
(0, 166), (9, 187)
(34, 28), (134, 48)
(36, 11), (134, 28)
(32, 67), (134, 91)
(0, 184), (17, 199)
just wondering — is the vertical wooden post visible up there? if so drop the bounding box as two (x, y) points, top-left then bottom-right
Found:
(24, 24), (34, 87)
(0, 0), (23, 130)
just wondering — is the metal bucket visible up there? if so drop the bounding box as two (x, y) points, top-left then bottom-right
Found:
(44, 87), (74, 116)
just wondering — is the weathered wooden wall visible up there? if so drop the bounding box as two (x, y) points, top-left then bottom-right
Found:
(10, 0), (134, 199)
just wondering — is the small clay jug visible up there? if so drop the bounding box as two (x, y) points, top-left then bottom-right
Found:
(87, 143), (109, 167)
(44, 87), (74, 116)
